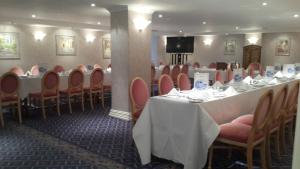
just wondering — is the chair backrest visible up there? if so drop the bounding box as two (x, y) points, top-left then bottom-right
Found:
(216, 62), (228, 70)
(161, 65), (170, 75)
(151, 66), (156, 83)
(171, 65), (181, 82)
(94, 64), (102, 69)
(269, 85), (288, 126)
(158, 74), (174, 95)
(107, 63), (112, 68)
(42, 71), (59, 95)
(78, 64), (87, 73)
(53, 65), (65, 73)
(31, 65), (40, 76)
(249, 90), (273, 142)
(227, 69), (233, 82)
(9, 67), (24, 76)
(177, 73), (191, 91)
(0, 72), (19, 98)
(68, 69), (84, 92)
(181, 64), (189, 74)
(130, 77), (149, 119)
(208, 62), (217, 69)
(215, 70), (224, 84)
(193, 62), (200, 68)
(248, 63), (263, 78)
(285, 82), (300, 116)
(90, 68), (104, 89)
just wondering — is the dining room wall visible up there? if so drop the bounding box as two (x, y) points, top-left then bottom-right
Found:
(0, 24), (111, 74)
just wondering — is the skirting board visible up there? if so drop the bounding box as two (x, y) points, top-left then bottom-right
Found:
(109, 109), (131, 121)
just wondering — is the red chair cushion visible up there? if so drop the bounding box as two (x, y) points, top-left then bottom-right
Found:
(231, 114), (254, 126)
(1, 96), (18, 102)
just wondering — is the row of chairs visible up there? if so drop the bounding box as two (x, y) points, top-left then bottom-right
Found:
(0, 68), (111, 127)
(208, 82), (299, 169)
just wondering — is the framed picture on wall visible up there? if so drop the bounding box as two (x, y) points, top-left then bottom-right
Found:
(56, 35), (76, 56)
(224, 39), (236, 55)
(276, 39), (290, 56)
(102, 37), (111, 59)
(0, 32), (20, 59)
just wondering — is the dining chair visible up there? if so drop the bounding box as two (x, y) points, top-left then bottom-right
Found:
(158, 74), (174, 95)
(281, 82), (299, 153)
(0, 72), (22, 126)
(193, 62), (200, 68)
(171, 65), (180, 85)
(94, 64), (102, 69)
(31, 65), (40, 76)
(129, 77), (149, 123)
(78, 64), (87, 73)
(232, 86), (288, 167)
(209, 62), (217, 69)
(28, 71), (60, 119)
(181, 64), (189, 74)
(84, 68), (104, 110)
(177, 73), (191, 91)
(208, 90), (273, 169)
(161, 65), (170, 75)
(215, 70), (224, 84)
(53, 65), (65, 73)
(226, 69), (233, 82)
(248, 63), (263, 78)
(60, 69), (84, 114)
(9, 66), (24, 76)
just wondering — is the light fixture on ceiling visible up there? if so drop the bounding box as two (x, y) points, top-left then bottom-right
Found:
(31, 14), (36, 18)
(235, 26), (239, 30)
(90, 3), (96, 7)
(86, 34), (96, 43)
(202, 21), (207, 25)
(247, 37), (259, 44)
(203, 38), (213, 46)
(34, 31), (46, 41)
(225, 33), (229, 36)
(179, 30), (183, 33)
(158, 14), (163, 18)
(97, 22), (101, 25)
(133, 16), (151, 31)
(262, 2), (268, 6)
(294, 14), (299, 18)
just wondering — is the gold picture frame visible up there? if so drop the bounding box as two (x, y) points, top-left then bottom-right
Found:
(0, 32), (20, 59)
(56, 35), (76, 56)
(102, 37), (111, 59)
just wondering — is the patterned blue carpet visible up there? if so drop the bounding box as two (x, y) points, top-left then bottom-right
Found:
(0, 104), (294, 169)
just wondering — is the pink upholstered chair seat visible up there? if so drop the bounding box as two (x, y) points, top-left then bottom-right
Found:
(133, 110), (142, 119)
(29, 91), (57, 98)
(60, 88), (82, 94)
(1, 95), (18, 102)
(231, 114), (254, 126)
(219, 122), (263, 143)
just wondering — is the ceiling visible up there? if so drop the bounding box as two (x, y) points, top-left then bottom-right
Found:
(0, 0), (300, 35)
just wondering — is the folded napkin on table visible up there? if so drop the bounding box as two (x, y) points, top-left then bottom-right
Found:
(296, 73), (300, 79)
(243, 76), (253, 84)
(254, 74), (263, 80)
(274, 71), (284, 78)
(167, 88), (180, 96)
(224, 86), (238, 96)
(268, 78), (278, 85)
(212, 81), (223, 88)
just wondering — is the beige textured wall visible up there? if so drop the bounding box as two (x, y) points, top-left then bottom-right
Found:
(157, 34), (245, 66)
(0, 24), (110, 74)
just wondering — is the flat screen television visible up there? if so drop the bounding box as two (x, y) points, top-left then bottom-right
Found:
(166, 36), (194, 53)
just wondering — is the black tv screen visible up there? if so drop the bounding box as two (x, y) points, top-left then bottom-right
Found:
(166, 36), (194, 53)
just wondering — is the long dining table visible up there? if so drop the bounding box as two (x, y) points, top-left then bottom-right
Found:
(18, 71), (111, 99)
(133, 77), (300, 169)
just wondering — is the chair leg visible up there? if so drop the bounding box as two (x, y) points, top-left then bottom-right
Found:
(89, 92), (94, 110)
(260, 140), (267, 169)
(280, 123), (286, 154)
(68, 96), (72, 114)
(17, 99), (22, 124)
(208, 146), (214, 169)
(288, 121), (294, 144)
(275, 130), (281, 160)
(81, 93), (84, 113)
(0, 107), (4, 127)
(101, 92), (104, 108)
(266, 133), (272, 168)
(56, 97), (61, 116)
(41, 99), (46, 119)
(246, 146), (253, 169)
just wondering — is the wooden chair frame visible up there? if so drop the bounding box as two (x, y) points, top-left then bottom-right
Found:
(85, 68), (104, 110)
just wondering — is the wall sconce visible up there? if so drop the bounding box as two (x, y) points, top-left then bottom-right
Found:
(203, 39), (213, 46)
(133, 16), (151, 31)
(34, 31), (46, 41)
(86, 34), (96, 43)
(247, 37), (259, 45)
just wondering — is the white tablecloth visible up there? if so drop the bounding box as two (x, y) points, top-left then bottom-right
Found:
(133, 79), (299, 169)
(19, 71), (111, 99)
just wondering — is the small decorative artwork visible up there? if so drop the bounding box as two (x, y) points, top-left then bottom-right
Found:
(102, 37), (111, 59)
(56, 35), (76, 56)
(0, 32), (19, 59)
(276, 39), (290, 56)
(224, 39), (236, 55)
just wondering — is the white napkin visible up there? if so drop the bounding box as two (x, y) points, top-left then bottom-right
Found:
(25, 70), (31, 76)
(167, 88), (180, 96)
(243, 76), (253, 84)
(296, 73), (300, 79)
(224, 86), (238, 96)
(254, 74), (263, 80)
(106, 67), (112, 72)
(228, 79), (235, 84)
(212, 81), (223, 88)
(274, 71), (284, 78)
(268, 78), (278, 85)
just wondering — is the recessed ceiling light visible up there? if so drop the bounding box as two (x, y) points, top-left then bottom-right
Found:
(262, 2), (268, 6)
(31, 14), (36, 18)
(158, 14), (163, 18)
(294, 14), (299, 18)
(179, 30), (183, 33)
(225, 33), (229, 36)
(235, 26), (239, 30)
(97, 22), (101, 25)
(202, 21), (207, 25)
(91, 3), (96, 7)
